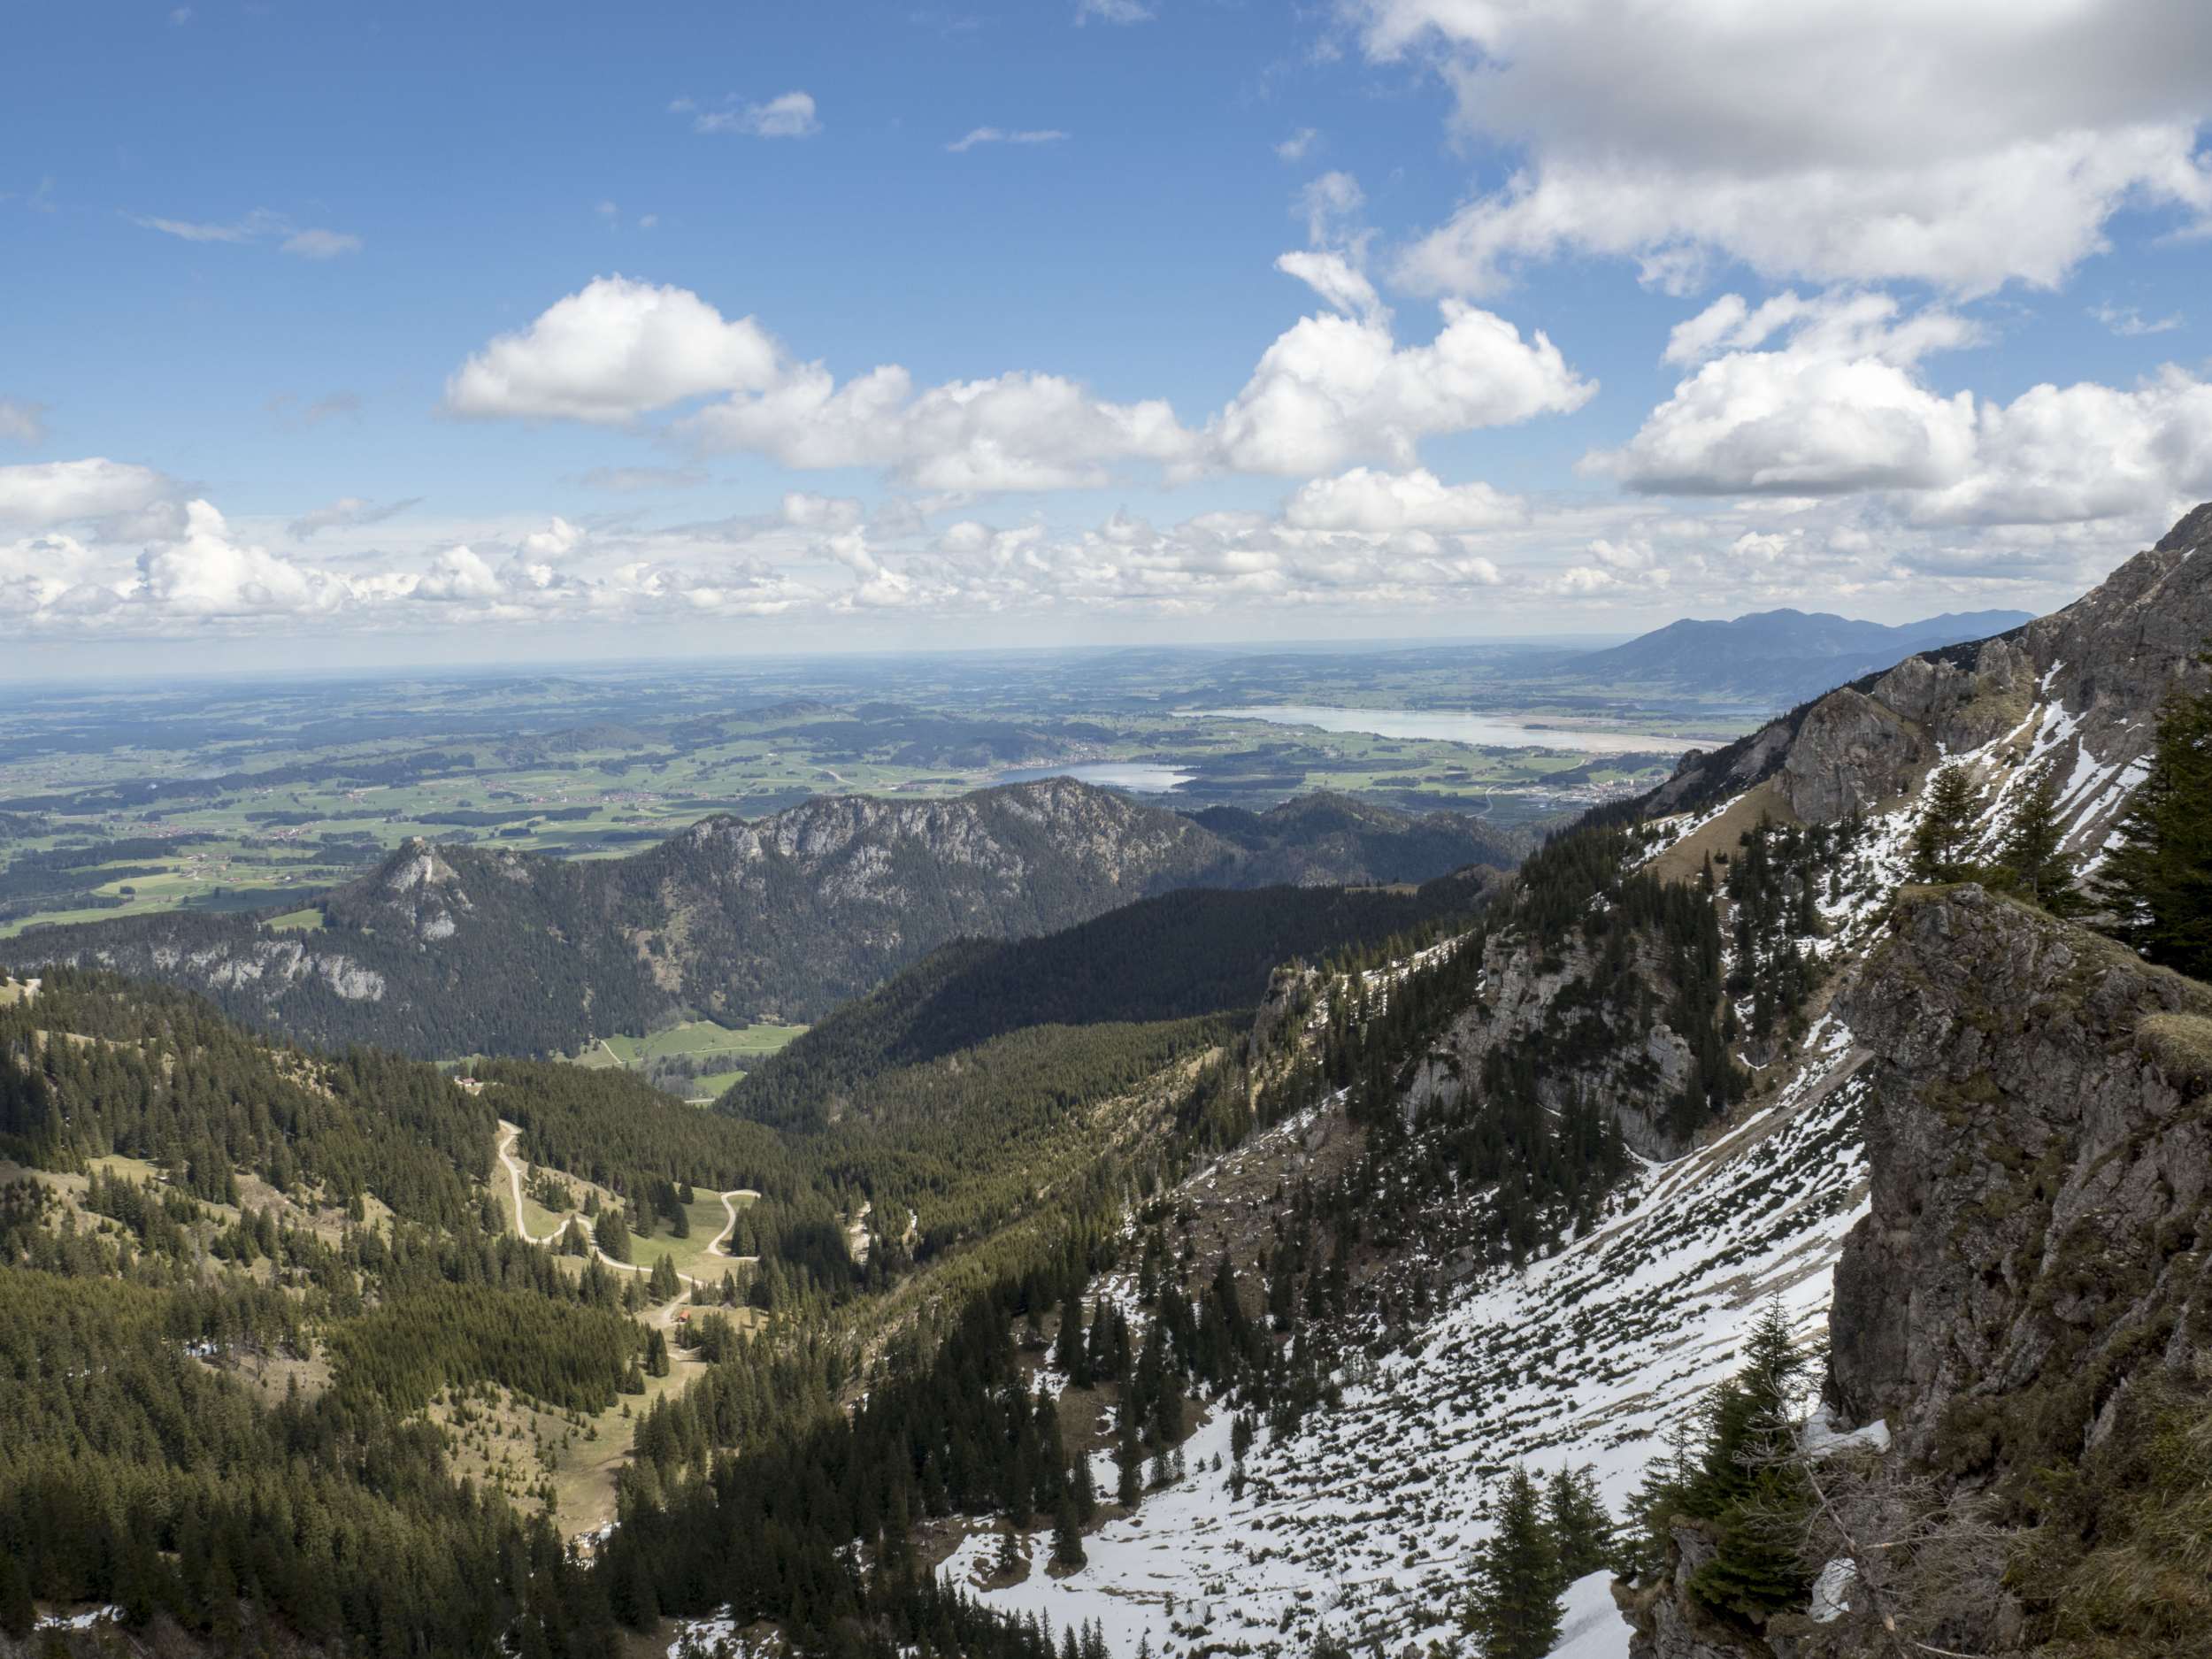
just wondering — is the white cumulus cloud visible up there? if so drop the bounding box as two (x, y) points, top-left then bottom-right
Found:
(446, 266), (1593, 489)
(685, 365), (1194, 492)
(1350, 0), (2212, 296)
(443, 275), (782, 424)
(136, 501), (357, 618)
(1912, 369), (2212, 527)
(1596, 289), (2212, 526)
(1209, 269), (1594, 475)
(0, 458), (178, 528)
(1281, 466), (1524, 533)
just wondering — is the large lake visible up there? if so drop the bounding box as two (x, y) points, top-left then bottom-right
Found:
(1177, 705), (1705, 755)
(998, 762), (1198, 793)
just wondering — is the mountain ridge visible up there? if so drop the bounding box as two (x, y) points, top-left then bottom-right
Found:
(0, 777), (1517, 1058)
(1537, 604), (2034, 706)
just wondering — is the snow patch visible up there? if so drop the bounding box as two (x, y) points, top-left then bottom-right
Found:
(1548, 1571), (1631, 1659)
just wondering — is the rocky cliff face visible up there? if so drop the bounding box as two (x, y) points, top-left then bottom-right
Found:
(1622, 887), (2212, 1659)
(1402, 926), (1701, 1159)
(1830, 884), (2212, 1473)
(899, 510), (2211, 1658)
(1617, 495), (2212, 1656)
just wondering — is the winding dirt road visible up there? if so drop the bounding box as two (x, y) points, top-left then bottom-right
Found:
(495, 1122), (759, 1312)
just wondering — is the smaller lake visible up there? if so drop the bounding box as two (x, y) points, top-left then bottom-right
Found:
(998, 763), (1197, 793)
(1177, 705), (1706, 755)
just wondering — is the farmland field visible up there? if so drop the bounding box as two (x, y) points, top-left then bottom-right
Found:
(0, 645), (1753, 942)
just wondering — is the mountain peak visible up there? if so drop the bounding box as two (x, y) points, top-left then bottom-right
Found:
(1553, 602), (2034, 705)
(2155, 499), (2212, 552)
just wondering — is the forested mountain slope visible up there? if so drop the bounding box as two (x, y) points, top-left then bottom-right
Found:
(0, 852), (1491, 1655)
(724, 868), (1492, 1133)
(0, 778), (1516, 1059)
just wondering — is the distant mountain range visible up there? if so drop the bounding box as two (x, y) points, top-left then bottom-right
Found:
(0, 779), (1517, 1059)
(1537, 606), (2034, 704)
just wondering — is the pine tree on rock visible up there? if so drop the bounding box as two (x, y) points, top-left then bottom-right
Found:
(2097, 665), (2212, 979)
(1681, 1302), (1813, 1621)
(1994, 762), (2082, 915)
(1463, 1468), (1563, 1659)
(1910, 762), (1983, 884)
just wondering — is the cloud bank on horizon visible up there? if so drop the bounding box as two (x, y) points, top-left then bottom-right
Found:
(4, 0), (2210, 663)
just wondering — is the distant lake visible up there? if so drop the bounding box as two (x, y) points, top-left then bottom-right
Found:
(1177, 705), (1702, 755)
(999, 762), (1197, 792)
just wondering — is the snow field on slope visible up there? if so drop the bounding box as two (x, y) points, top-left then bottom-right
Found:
(945, 1021), (1872, 1659)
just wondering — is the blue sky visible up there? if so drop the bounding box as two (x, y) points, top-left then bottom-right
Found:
(4, 0), (2211, 677)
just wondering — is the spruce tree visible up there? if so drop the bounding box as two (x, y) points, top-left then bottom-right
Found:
(1071, 1443), (1099, 1523)
(1994, 762), (2081, 914)
(2097, 670), (2212, 978)
(1053, 1294), (1087, 1382)
(1682, 1302), (1813, 1621)
(1909, 762), (1982, 884)
(594, 1207), (631, 1263)
(1115, 1418), (1141, 1511)
(992, 1522), (1023, 1580)
(1544, 1464), (1615, 1580)
(1051, 1490), (1087, 1570)
(1464, 1468), (1563, 1659)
